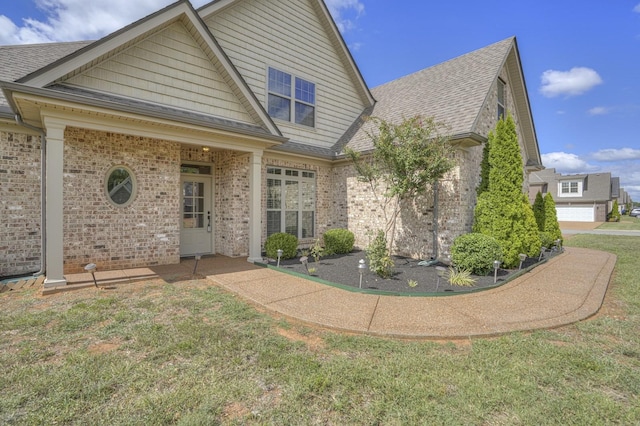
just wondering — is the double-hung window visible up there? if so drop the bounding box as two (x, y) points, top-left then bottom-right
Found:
(559, 180), (582, 197)
(497, 78), (506, 120)
(268, 67), (316, 127)
(266, 167), (315, 238)
(561, 181), (579, 194)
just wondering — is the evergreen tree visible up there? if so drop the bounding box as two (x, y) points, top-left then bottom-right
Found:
(610, 200), (621, 222)
(543, 192), (562, 242)
(473, 114), (541, 267)
(476, 140), (491, 196)
(532, 191), (545, 231)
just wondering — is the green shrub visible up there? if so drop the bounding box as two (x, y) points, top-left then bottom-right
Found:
(323, 228), (355, 255)
(539, 231), (554, 249)
(451, 233), (503, 276)
(366, 230), (394, 278)
(264, 233), (298, 260)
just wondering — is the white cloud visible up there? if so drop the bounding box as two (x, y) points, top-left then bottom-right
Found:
(540, 67), (603, 98)
(591, 148), (640, 161)
(541, 152), (599, 174)
(634, 3), (640, 13)
(0, 0), (210, 44)
(325, 0), (365, 33)
(588, 106), (609, 116)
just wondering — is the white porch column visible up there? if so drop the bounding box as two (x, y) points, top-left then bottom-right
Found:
(42, 119), (66, 287)
(247, 151), (263, 263)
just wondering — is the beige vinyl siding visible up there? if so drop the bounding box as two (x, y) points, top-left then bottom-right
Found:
(204, 0), (368, 148)
(65, 22), (255, 124)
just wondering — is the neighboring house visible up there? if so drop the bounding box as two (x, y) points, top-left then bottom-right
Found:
(528, 168), (618, 222)
(0, 0), (542, 287)
(617, 187), (632, 213)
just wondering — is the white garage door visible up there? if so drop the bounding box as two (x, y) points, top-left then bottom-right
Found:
(556, 206), (594, 222)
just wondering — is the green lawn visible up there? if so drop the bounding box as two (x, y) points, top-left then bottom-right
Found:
(598, 215), (640, 230)
(1, 235), (639, 424)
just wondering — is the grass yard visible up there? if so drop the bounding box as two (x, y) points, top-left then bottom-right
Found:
(598, 215), (640, 230)
(1, 234), (639, 425)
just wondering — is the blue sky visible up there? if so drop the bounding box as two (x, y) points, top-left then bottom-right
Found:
(1, 0), (639, 202)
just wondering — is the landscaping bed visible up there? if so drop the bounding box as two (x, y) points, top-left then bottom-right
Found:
(265, 249), (560, 295)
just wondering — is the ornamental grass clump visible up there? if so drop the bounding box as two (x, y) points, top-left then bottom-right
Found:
(447, 267), (476, 287)
(264, 232), (298, 260)
(451, 233), (503, 276)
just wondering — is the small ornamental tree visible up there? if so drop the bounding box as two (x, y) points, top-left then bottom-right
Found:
(610, 200), (621, 222)
(346, 115), (455, 255)
(543, 192), (562, 242)
(532, 191), (545, 231)
(473, 114), (541, 267)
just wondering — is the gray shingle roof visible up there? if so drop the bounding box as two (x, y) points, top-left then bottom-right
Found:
(342, 37), (514, 153)
(45, 84), (279, 139)
(530, 169), (615, 203)
(0, 41), (91, 107)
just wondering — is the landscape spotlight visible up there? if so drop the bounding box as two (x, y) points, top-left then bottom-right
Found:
(277, 249), (283, 267)
(493, 260), (501, 284)
(358, 259), (366, 288)
(518, 253), (527, 270)
(84, 263), (98, 288)
(435, 266), (447, 292)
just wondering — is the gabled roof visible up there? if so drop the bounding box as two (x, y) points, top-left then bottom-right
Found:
(341, 37), (542, 170)
(529, 169), (615, 203)
(1, 0), (282, 137)
(0, 41), (91, 109)
(198, 0), (374, 108)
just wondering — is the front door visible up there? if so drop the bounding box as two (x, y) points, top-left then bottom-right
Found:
(180, 175), (213, 256)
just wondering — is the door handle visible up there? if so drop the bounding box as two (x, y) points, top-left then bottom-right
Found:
(207, 211), (211, 232)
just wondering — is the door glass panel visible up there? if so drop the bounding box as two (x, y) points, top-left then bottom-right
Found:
(183, 181), (205, 229)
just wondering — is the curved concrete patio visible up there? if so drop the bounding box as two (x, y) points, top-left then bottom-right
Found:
(209, 247), (616, 339)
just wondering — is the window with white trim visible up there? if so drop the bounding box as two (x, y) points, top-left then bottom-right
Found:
(497, 78), (506, 120)
(266, 167), (315, 238)
(558, 180), (583, 197)
(268, 67), (316, 127)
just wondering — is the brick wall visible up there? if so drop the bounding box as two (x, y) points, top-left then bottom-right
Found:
(63, 127), (181, 273)
(0, 130), (42, 277)
(214, 151), (250, 257)
(331, 145), (483, 262)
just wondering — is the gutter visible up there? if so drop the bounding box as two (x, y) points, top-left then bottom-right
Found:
(14, 114), (46, 277)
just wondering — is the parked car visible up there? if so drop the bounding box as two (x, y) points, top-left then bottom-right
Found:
(630, 208), (640, 218)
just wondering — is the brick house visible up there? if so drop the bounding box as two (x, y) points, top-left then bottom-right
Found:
(0, 0), (542, 287)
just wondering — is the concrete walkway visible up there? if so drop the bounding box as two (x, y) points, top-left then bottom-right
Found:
(50, 246), (616, 339)
(211, 247), (615, 338)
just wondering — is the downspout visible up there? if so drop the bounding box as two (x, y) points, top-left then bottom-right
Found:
(432, 180), (439, 261)
(14, 114), (46, 277)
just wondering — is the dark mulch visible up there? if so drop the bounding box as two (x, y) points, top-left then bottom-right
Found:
(266, 249), (559, 295)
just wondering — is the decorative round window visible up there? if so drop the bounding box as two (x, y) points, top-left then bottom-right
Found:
(105, 165), (136, 207)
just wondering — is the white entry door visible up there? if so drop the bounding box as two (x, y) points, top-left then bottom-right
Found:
(180, 175), (213, 256)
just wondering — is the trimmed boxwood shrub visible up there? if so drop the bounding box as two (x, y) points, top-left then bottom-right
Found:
(264, 233), (298, 260)
(451, 233), (503, 276)
(323, 228), (355, 255)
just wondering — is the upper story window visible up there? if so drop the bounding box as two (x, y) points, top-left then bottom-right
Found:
(497, 78), (506, 120)
(268, 67), (316, 127)
(558, 180), (582, 197)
